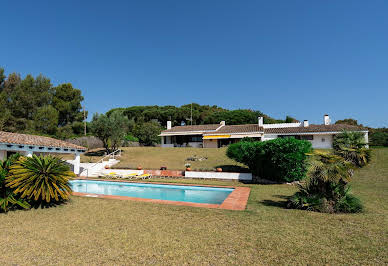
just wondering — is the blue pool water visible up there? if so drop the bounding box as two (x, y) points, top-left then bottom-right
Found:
(70, 180), (234, 204)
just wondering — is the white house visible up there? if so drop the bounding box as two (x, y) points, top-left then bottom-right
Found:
(160, 114), (368, 149)
(0, 131), (86, 174)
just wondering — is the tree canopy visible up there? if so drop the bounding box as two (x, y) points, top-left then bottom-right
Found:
(106, 103), (294, 128)
(0, 67), (85, 138)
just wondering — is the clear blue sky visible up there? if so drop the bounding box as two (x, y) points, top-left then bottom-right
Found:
(1, 0), (387, 127)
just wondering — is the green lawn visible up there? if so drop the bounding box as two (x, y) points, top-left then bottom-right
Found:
(79, 147), (248, 171)
(1, 148), (387, 265)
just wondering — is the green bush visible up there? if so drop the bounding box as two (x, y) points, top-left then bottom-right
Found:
(124, 134), (139, 142)
(227, 138), (312, 182)
(0, 154), (30, 212)
(287, 152), (363, 213)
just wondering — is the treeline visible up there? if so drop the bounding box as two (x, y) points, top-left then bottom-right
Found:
(89, 104), (298, 151)
(107, 103), (297, 127)
(0, 67), (85, 139)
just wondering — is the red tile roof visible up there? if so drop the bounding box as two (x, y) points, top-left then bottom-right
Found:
(161, 123), (367, 136)
(205, 124), (264, 134)
(161, 124), (221, 133)
(264, 124), (367, 134)
(0, 131), (86, 150)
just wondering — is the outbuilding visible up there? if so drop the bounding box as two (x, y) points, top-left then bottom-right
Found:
(0, 131), (86, 174)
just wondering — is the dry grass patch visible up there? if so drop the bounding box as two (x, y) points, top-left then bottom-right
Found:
(79, 147), (247, 171)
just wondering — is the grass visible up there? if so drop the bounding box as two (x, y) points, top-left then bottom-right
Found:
(77, 147), (248, 171)
(1, 148), (387, 265)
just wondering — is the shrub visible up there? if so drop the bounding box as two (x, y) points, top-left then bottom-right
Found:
(333, 131), (371, 167)
(369, 129), (388, 146)
(287, 152), (363, 213)
(227, 138), (312, 182)
(0, 154), (30, 212)
(7, 155), (75, 205)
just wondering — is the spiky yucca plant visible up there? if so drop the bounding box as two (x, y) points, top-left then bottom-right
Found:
(0, 154), (30, 212)
(7, 155), (75, 204)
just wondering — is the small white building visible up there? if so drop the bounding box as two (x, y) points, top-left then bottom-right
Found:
(160, 114), (368, 149)
(0, 131), (86, 174)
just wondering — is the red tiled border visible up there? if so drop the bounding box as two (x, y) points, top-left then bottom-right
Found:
(71, 178), (250, 211)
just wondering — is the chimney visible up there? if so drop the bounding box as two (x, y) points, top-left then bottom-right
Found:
(258, 117), (263, 127)
(303, 120), (309, 127)
(324, 114), (331, 125)
(167, 121), (172, 130)
(220, 121), (226, 126)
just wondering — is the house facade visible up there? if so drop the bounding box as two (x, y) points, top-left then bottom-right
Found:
(0, 131), (86, 174)
(160, 115), (368, 149)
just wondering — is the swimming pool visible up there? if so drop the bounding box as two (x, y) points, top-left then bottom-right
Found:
(70, 180), (234, 204)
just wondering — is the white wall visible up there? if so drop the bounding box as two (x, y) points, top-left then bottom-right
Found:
(185, 171), (252, 181)
(262, 134), (277, 141)
(309, 134), (333, 149)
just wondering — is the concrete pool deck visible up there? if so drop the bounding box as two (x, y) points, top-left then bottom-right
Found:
(71, 178), (250, 210)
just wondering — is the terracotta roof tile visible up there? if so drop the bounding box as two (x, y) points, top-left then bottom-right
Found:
(264, 124), (367, 134)
(162, 124), (220, 133)
(206, 124), (264, 134)
(0, 131), (86, 150)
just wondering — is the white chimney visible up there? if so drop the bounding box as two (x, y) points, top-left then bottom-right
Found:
(324, 114), (331, 125)
(167, 121), (172, 130)
(303, 120), (309, 127)
(220, 121), (226, 126)
(258, 117), (263, 127)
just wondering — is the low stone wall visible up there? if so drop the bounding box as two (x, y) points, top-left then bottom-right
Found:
(144, 169), (184, 177)
(101, 168), (252, 180)
(185, 171), (252, 181)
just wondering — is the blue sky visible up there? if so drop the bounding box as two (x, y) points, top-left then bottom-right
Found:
(1, 0), (387, 127)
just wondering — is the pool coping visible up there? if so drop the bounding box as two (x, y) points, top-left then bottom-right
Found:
(71, 178), (250, 211)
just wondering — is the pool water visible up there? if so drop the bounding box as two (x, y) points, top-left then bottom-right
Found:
(70, 180), (234, 204)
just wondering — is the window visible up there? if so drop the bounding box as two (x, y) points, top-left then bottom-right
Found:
(321, 138), (325, 142)
(189, 135), (203, 142)
(300, 135), (313, 140)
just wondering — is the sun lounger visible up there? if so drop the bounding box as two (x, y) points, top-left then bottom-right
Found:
(120, 173), (139, 179)
(105, 172), (119, 178)
(136, 174), (152, 180)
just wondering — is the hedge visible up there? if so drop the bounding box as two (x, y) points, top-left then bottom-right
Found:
(227, 138), (312, 182)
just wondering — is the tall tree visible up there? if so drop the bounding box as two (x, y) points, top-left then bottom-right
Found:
(90, 111), (129, 153)
(33, 105), (59, 135)
(335, 118), (359, 126)
(52, 83), (84, 126)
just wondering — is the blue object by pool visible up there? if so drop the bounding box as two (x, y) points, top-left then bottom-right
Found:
(70, 180), (234, 204)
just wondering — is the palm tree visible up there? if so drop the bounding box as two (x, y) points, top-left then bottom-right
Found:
(0, 154), (30, 212)
(333, 131), (371, 167)
(7, 155), (75, 204)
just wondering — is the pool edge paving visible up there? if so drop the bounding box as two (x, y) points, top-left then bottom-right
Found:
(71, 178), (250, 211)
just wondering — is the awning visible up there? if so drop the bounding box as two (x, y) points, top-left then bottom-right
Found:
(203, 135), (231, 139)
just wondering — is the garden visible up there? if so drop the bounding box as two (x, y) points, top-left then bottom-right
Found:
(0, 132), (387, 264)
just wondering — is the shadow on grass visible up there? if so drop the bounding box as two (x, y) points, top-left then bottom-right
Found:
(260, 195), (291, 208)
(84, 149), (106, 156)
(30, 199), (69, 209)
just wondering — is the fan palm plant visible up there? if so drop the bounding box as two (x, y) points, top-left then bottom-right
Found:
(7, 155), (75, 204)
(0, 154), (30, 212)
(333, 131), (371, 167)
(288, 151), (362, 213)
